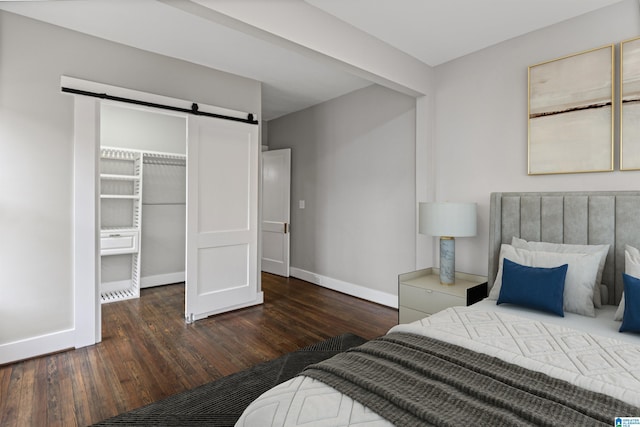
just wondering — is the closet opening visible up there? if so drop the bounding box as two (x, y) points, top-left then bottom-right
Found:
(99, 103), (187, 304)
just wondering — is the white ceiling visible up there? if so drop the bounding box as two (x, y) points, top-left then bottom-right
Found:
(0, 0), (625, 120)
(307, 0), (626, 66)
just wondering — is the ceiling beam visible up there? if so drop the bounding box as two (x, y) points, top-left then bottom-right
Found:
(160, 0), (433, 97)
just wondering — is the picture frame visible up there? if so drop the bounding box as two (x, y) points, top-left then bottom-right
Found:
(528, 45), (614, 175)
(620, 36), (640, 171)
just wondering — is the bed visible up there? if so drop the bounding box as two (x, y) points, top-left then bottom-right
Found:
(237, 191), (640, 426)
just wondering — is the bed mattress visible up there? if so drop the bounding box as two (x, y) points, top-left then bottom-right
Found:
(236, 303), (640, 426)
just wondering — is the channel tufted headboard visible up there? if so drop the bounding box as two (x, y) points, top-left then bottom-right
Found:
(488, 191), (640, 305)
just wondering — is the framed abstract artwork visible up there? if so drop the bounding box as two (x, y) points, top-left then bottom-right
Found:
(528, 45), (614, 175)
(621, 37), (640, 171)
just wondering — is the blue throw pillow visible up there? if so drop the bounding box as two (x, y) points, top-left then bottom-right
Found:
(620, 273), (640, 333)
(497, 258), (567, 316)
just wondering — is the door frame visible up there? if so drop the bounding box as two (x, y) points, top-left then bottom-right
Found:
(68, 76), (258, 346)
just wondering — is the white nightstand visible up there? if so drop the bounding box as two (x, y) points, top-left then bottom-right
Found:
(398, 268), (488, 324)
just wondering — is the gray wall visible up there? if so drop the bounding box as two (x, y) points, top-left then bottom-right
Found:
(433, 0), (640, 277)
(267, 84), (416, 297)
(101, 104), (187, 154)
(0, 10), (260, 345)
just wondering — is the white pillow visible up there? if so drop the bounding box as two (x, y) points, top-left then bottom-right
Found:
(511, 237), (609, 308)
(615, 245), (640, 321)
(489, 244), (600, 317)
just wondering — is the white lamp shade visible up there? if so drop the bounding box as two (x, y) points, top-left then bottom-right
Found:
(419, 202), (477, 237)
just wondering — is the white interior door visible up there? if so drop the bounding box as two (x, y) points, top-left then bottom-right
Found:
(261, 149), (291, 277)
(185, 116), (261, 322)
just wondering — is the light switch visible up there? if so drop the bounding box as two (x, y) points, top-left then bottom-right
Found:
(299, 200), (305, 209)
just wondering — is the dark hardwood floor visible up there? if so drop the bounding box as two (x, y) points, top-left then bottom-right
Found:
(0, 273), (398, 426)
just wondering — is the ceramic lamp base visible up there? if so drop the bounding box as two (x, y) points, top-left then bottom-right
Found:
(439, 237), (455, 285)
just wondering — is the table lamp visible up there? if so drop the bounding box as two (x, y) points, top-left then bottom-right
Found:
(419, 202), (477, 285)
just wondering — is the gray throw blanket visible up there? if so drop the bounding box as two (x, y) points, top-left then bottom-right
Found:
(302, 332), (639, 427)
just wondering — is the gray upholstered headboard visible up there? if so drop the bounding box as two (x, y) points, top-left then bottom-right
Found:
(488, 191), (640, 305)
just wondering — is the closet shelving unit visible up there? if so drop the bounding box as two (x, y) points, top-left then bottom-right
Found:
(99, 147), (187, 304)
(99, 147), (143, 303)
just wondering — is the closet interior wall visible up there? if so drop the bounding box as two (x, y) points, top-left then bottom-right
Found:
(140, 154), (186, 288)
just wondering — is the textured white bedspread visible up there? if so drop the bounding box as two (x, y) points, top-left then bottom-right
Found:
(236, 306), (640, 426)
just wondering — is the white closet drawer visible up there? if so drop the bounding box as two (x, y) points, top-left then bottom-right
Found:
(101, 230), (139, 255)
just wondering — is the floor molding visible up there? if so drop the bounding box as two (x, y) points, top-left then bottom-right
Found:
(0, 328), (75, 365)
(141, 272), (185, 288)
(290, 267), (398, 308)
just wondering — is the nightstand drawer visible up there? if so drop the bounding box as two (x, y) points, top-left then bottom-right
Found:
(399, 285), (464, 315)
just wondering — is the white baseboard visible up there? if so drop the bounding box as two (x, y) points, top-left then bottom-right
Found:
(0, 328), (75, 365)
(141, 272), (185, 288)
(290, 267), (398, 309)
(102, 272), (186, 293)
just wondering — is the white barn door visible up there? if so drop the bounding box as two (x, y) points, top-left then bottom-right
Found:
(185, 116), (261, 322)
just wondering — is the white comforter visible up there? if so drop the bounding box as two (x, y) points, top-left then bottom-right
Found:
(236, 305), (640, 426)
